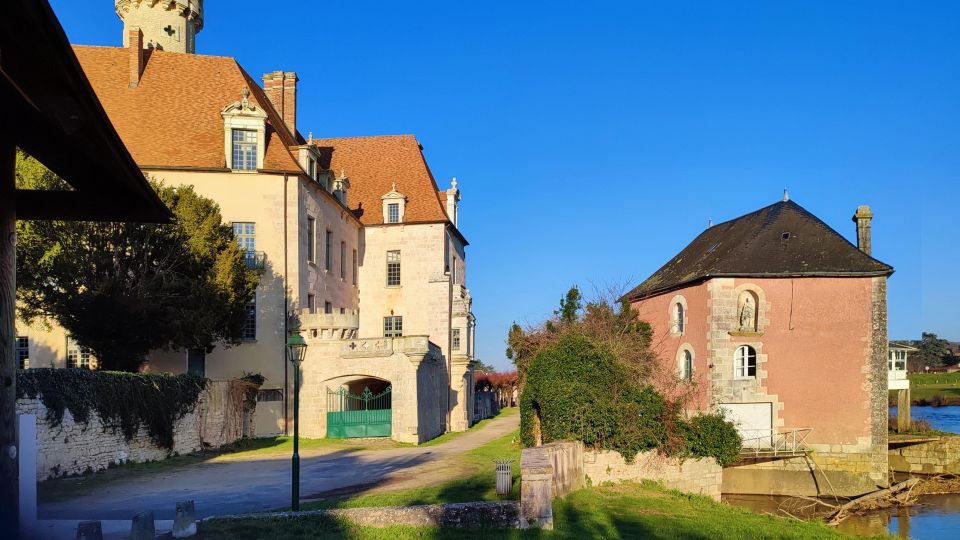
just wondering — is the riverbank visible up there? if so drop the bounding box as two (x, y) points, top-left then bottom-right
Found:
(892, 373), (960, 406)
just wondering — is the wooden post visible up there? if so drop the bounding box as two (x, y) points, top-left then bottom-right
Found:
(0, 134), (19, 536)
(897, 388), (911, 433)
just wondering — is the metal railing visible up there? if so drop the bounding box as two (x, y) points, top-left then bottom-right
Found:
(244, 251), (266, 272)
(738, 428), (813, 458)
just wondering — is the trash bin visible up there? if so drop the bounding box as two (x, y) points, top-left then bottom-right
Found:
(495, 459), (514, 496)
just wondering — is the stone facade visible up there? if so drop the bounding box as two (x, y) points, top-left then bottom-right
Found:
(17, 381), (249, 481)
(298, 331), (448, 444)
(633, 275), (890, 496)
(889, 436), (960, 475)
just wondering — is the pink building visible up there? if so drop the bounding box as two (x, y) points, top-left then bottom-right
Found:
(623, 197), (894, 496)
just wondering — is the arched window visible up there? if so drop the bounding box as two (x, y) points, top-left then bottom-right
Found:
(680, 350), (693, 382)
(675, 303), (685, 334)
(734, 345), (757, 378)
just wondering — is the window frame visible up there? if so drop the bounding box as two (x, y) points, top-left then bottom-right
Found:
(306, 216), (316, 264)
(340, 241), (347, 280)
(66, 337), (91, 369)
(384, 315), (403, 338)
(231, 128), (258, 171)
(734, 345), (757, 379)
(241, 296), (257, 341)
(452, 328), (461, 350)
(16, 336), (29, 369)
(675, 303), (685, 334)
(387, 203), (400, 224)
(352, 249), (358, 286)
(681, 350), (693, 382)
(324, 301), (333, 315)
(386, 250), (401, 287)
(324, 230), (333, 271)
(307, 294), (316, 314)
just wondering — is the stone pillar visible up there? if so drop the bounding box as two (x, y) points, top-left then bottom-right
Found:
(520, 446), (554, 529)
(449, 356), (472, 432)
(898, 388), (911, 433)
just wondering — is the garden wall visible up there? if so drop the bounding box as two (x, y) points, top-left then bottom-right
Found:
(584, 448), (722, 500)
(520, 440), (720, 528)
(17, 380), (251, 481)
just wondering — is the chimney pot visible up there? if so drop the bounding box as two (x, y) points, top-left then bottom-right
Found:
(128, 27), (145, 88)
(852, 205), (874, 256)
(261, 71), (297, 135)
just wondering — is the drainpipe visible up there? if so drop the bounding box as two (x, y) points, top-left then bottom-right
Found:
(283, 173), (289, 436)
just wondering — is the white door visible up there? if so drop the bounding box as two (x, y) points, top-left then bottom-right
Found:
(719, 402), (773, 447)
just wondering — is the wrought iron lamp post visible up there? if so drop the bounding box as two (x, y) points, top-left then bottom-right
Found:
(286, 330), (307, 511)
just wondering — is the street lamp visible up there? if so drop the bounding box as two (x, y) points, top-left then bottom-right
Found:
(286, 329), (307, 511)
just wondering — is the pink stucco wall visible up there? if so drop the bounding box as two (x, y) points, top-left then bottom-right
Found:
(631, 282), (711, 410)
(632, 276), (876, 445)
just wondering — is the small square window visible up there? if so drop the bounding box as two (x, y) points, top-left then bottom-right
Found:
(384, 316), (403, 337)
(324, 301), (333, 315)
(307, 294), (316, 314)
(452, 329), (461, 350)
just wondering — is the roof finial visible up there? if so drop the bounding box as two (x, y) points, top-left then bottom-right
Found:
(339, 168), (347, 180)
(783, 187), (789, 202)
(451, 177), (458, 189)
(391, 182), (397, 192)
(708, 218), (713, 228)
(241, 87), (250, 109)
(307, 131), (313, 144)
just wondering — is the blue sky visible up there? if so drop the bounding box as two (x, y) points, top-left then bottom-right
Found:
(52, 1), (958, 370)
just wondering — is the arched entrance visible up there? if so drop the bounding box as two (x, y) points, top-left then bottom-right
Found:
(326, 377), (392, 438)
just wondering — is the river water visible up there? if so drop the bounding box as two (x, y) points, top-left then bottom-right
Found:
(726, 406), (960, 539)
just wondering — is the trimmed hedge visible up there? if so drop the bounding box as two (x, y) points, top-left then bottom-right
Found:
(520, 333), (741, 464)
(17, 368), (207, 450)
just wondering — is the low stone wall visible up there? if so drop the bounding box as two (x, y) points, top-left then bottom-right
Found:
(889, 436), (960, 475)
(584, 449), (722, 500)
(18, 380), (250, 481)
(520, 441), (718, 528)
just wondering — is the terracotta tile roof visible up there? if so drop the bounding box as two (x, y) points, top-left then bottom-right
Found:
(72, 45), (301, 172)
(623, 200), (895, 301)
(312, 135), (450, 226)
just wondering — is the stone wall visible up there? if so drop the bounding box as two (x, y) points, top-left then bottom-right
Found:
(18, 380), (249, 481)
(584, 449), (722, 500)
(889, 436), (960, 475)
(520, 441), (718, 528)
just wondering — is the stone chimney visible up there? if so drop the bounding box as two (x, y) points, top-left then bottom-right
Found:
(128, 27), (144, 88)
(261, 71), (298, 135)
(852, 205), (874, 255)
(446, 178), (461, 227)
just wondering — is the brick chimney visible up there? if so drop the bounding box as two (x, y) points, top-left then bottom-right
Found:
(261, 71), (298, 134)
(852, 205), (874, 256)
(128, 27), (145, 88)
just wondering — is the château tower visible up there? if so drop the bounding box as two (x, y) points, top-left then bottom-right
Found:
(116, 0), (203, 54)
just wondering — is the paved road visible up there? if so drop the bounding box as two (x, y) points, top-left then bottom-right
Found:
(38, 413), (519, 520)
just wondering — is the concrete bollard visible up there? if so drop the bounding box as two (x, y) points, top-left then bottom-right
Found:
(173, 500), (198, 538)
(130, 511), (155, 540)
(75, 521), (103, 540)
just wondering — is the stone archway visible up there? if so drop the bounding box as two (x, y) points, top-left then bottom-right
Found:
(324, 375), (393, 438)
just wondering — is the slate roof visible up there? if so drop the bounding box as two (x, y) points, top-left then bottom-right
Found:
(623, 200), (895, 301)
(312, 135), (453, 227)
(72, 46), (302, 172)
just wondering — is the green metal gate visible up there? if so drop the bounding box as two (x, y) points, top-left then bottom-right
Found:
(326, 386), (392, 438)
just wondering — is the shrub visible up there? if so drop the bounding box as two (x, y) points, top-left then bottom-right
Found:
(17, 368), (207, 450)
(684, 413), (742, 466)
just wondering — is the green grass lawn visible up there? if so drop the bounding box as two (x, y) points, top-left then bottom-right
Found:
(905, 373), (960, 402)
(199, 481), (873, 540)
(300, 428), (522, 510)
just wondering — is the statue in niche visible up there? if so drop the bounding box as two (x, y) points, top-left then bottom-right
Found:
(738, 292), (757, 332)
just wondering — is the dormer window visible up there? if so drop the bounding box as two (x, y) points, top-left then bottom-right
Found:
(387, 203), (400, 224)
(381, 183), (406, 224)
(232, 130), (257, 171)
(222, 88), (267, 171)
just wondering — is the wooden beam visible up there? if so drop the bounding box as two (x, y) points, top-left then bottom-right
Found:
(0, 130), (19, 537)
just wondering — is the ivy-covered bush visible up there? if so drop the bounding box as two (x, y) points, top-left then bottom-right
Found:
(520, 333), (741, 464)
(17, 368), (208, 450)
(684, 412), (743, 466)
